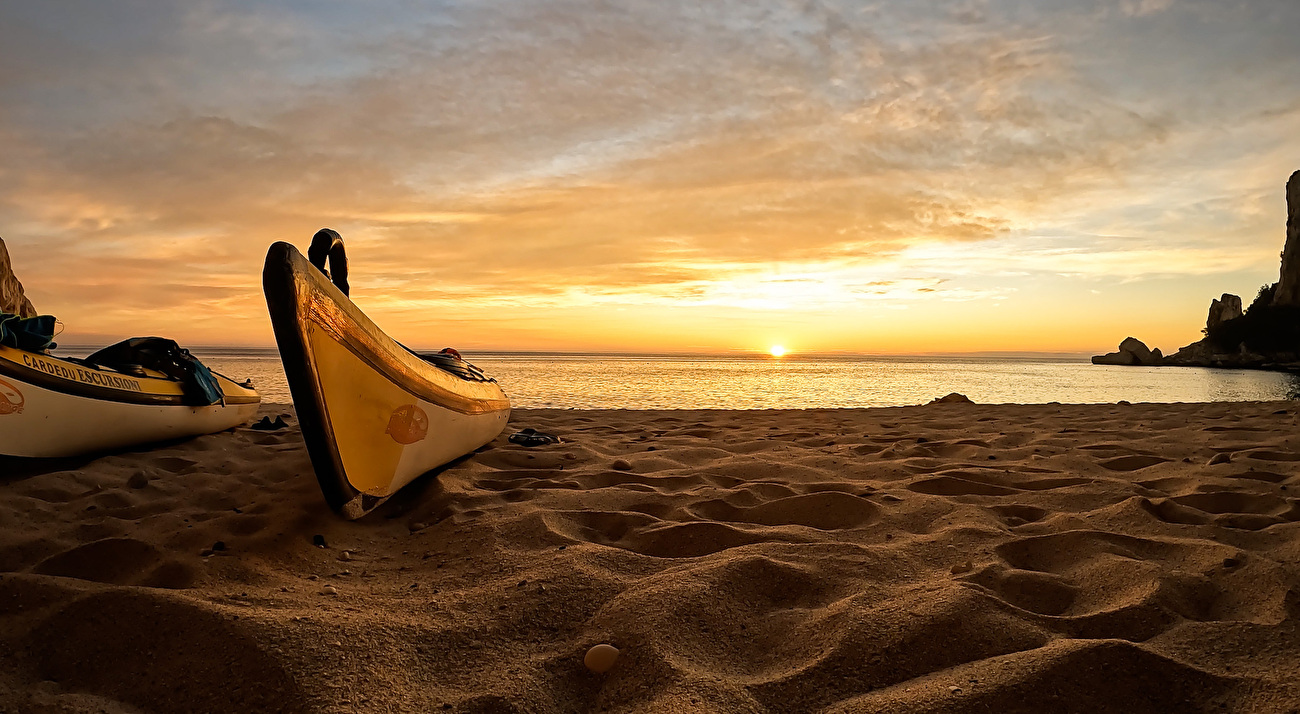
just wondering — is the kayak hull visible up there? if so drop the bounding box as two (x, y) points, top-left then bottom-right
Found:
(0, 345), (259, 458)
(263, 241), (511, 519)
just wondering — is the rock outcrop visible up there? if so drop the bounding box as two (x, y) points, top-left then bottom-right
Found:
(1206, 293), (1242, 330)
(1271, 170), (1300, 306)
(0, 237), (36, 318)
(1092, 337), (1163, 366)
(1093, 170), (1300, 372)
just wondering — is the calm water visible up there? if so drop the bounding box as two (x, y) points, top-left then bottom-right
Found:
(183, 350), (1300, 409)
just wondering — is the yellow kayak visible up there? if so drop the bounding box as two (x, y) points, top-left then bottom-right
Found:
(262, 231), (511, 518)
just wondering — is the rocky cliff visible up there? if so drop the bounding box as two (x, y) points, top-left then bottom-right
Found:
(1271, 170), (1300, 306)
(1206, 293), (1242, 330)
(1093, 170), (1300, 371)
(0, 237), (36, 318)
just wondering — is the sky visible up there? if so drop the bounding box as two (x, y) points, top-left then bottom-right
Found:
(2, 0), (1298, 355)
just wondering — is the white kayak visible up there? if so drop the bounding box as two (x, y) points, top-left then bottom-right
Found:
(262, 231), (511, 519)
(0, 340), (260, 458)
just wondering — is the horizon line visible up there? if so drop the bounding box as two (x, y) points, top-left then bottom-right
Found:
(52, 343), (1098, 360)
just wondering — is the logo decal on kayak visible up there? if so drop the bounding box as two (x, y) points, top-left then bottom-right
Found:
(0, 378), (24, 415)
(386, 404), (429, 444)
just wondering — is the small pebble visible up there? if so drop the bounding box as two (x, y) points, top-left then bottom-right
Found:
(320, 585), (338, 595)
(584, 644), (620, 673)
(950, 560), (974, 575)
(1208, 453), (1231, 465)
(1222, 556), (1241, 569)
(949, 686), (962, 694)
(880, 494), (902, 503)
(212, 541), (226, 552)
(409, 522), (428, 532)
(127, 471), (150, 489)
(340, 551), (353, 561)
(312, 535), (328, 548)
(611, 459), (632, 471)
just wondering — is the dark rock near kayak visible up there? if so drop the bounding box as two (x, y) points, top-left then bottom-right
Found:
(929, 392), (973, 404)
(0, 237), (36, 318)
(508, 428), (561, 447)
(1092, 337), (1162, 366)
(251, 415), (289, 431)
(1271, 170), (1300, 306)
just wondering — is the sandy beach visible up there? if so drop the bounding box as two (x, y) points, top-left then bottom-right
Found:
(2, 400), (1299, 713)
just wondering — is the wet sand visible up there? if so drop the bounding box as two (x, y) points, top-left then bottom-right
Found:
(2, 401), (1299, 713)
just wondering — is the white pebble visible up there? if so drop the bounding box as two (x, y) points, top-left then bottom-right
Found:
(320, 585), (338, 595)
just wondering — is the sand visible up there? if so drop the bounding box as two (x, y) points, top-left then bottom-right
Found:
(2, 400), (1299, 713)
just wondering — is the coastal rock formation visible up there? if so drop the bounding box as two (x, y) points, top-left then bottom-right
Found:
(1270, 170), (1300, 306)
(1092, 337), (1163, 366)
(0, 237), (37, 318)
(1206, 293), (1242, 330)
(1094, 170), (1300, 371)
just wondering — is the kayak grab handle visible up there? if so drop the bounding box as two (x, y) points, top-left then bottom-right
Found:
(308, 228), (350, 296)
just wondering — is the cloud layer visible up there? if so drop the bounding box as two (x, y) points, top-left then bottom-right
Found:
(2, 0), (1298, 352)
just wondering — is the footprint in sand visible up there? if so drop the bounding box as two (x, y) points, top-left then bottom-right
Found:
(1149, 492), (1300, 530)
(1244, 449), (1300, 462)
(963, 563), (1079, 615)
(1099, 455), (1171, 472)
(689, 492), (880, 530)
(988, 504), (1050, 526)
(541, 509), (785, 558)
(987, 530), (1250, 639)
(1224, 470), (1289, 483)
(619, 521), (778, 558)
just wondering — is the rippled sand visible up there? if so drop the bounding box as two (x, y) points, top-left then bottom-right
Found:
(2, 402), (1299, 712)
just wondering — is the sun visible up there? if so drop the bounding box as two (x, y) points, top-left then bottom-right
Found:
(769, 345), (787, 358)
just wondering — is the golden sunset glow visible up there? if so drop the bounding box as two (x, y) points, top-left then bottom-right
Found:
(1, 3), (1297, 355)
(769, 345), (787, 358)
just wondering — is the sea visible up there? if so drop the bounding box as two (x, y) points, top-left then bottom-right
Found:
(179, 349), (1300, 409)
